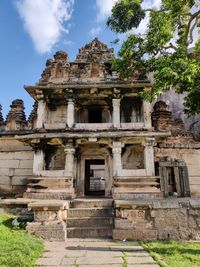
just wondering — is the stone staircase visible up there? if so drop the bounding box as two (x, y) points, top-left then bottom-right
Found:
(24, 176), (74, 200)
(113, 176), (163, 200)
(67, 198), (114, 238)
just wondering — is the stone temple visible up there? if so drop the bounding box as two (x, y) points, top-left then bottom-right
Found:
(0, 38), (200, 241)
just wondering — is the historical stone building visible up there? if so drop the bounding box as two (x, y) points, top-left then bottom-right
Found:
(0, 39), (200, 241)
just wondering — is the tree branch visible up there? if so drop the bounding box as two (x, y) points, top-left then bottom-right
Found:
(189, 16), (200, 44)
(185, 10), (200, 46)
(191, 9), (200, 20)
(165, 43), (178, 52)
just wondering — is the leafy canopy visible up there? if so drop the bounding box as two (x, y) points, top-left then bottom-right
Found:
(107, 0), (200, 115)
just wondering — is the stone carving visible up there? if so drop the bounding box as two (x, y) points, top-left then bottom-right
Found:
(152, 101), (173, 131)
(0, 104), (4, 126)
(39, 38), (116, 83)
(40, 51), (70, 83)
(152, 100), (186, 134)
(5, 99), (26, 130)
(28, 101), (38, 129)
(75, 38), (114, 63)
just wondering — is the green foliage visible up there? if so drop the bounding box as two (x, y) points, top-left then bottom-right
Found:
(107, 0), (200, 115)
(107, 0), (145, 33)
(143, 240), (200, 267)
(0, 214), (44, 267)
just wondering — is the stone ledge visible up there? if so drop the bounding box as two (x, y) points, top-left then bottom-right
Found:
(114, 198), (200, 210)
(0, 198), (35, 207)
(28, 200), (69, 211)
(190, 199), (200, 208)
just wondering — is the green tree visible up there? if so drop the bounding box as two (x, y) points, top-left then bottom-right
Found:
(107, 0), (200, 115)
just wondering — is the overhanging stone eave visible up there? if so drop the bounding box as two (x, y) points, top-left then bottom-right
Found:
(25, 80), (151, 91)
(25, 81), (152, 100)
(14, 130), (171, 141)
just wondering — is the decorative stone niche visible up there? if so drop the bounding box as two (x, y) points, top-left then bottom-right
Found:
(45, 145), (65, 170)
(122, 144), (144, 169)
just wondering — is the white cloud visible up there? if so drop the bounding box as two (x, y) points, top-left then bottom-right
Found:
(63, 39), (74, 46)
(89, 26), (102, 37)
(16, 0), (74, 54)
(96, 0), (118, 21)
(142, 0), (161, 10)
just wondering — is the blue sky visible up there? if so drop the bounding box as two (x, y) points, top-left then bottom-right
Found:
(0, 0), (198, 118)
(0, 0), (121, 118)
(2, 0), (182, 118)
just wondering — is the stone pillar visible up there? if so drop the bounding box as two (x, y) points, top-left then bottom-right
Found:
(33, 147), (44, 176)
(144, 137), (155, 176)
(112, 99), (121, 128)
(36, 100), (46, 129)
(112, 141), (123, 176)
(143, 100), (152, 128)
(64, 144), (75, 177)
(67, 99), (75, 128)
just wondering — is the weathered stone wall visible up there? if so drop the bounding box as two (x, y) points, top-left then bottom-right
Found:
(155, 147), (200, 197)
(46, 105), (67, 127)
(0, 138), (33, 195)
(113, 199), (200, 240)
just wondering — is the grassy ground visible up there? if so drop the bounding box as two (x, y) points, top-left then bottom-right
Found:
(0, 213), (44, 267)
(143, 240), (200, 267)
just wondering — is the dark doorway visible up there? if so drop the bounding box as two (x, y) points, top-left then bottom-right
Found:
(85, 159), (105, 196)
(88, 109), (102, 123)
(166, 167), (177, 196)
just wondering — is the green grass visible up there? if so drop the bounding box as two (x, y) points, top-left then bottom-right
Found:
(0, 214), (44, 267)
(143, 240), (200, 267)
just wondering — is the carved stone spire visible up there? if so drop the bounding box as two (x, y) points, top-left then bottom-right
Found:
(28, 101), (38, 129)
(0, 104), (4, 126)
(39, 51), (70, 84)
(75, 38), (114, 63)
(152, 101), (173, 131)
(6, 99), (26, 130)
(152, 100), (185, 134)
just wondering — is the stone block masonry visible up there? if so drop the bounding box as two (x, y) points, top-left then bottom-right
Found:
(0, 139), (33, 194)
(113, 199), (200, 240)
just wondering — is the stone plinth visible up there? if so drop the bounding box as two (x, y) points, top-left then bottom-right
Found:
(27, 200), (69, 241)
(27, 220), (66, 241)
(113, 199), (200, 241)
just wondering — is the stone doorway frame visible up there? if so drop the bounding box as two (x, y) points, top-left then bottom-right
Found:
(77, 154), (112, 198)
(85, 159), (105, 196)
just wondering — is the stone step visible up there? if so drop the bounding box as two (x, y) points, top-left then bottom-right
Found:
(27, 183), (71, 190)
(67, 227), (113, 238)
(114, 182), (160, 187)
(26, 189), (72, 193)
(27, 177), (71, 181)
(26, 177), (72, 189)
(23, 192), (73, 200)
(67, 217), (114, 228)
(113, 192), (163, 200)
(68, 207), (114, 218)
(114, 176), (160, 183)
(70, 198), (113, 208)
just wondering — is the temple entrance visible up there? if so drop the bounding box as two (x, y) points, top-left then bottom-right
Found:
(85, 159), (105, 196)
